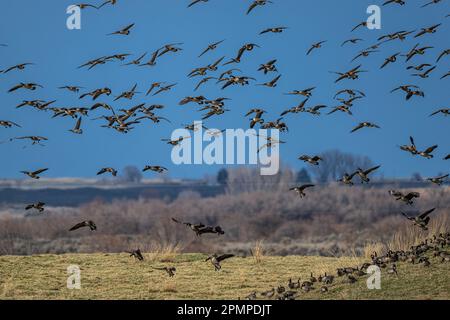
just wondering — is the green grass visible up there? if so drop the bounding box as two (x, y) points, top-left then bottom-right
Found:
(0, 253), (448, 300)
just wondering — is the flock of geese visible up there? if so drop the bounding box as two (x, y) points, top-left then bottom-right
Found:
(1, 0), (449, 297)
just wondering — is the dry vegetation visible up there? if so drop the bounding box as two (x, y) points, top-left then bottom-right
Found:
(0, 183), (449, 256)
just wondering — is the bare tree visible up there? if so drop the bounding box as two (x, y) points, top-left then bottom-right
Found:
(310, 150), (373, 183)
(121, 165), (143, 183)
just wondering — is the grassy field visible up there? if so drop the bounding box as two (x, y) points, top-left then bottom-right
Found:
(0, 252), (449, 300)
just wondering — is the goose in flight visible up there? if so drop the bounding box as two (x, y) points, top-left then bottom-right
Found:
(59, 86), (84, 93)
(427, 174), (448, 185)
(224, 43), (259, 65)
(405, 43), (433, 62)
(153, 266), (176, 277)
(188, 0), (208, 7)
(1, 62), (34, 74)
(158, 43), (183, 57)
(421, 0), (444, 7)
(401, 208), (435, 230)
(8, 83), (43, 93)
(205, 254), (234, 271)
(417, 145), (438, 159)
(298, 155), (323, 166)
(280, 98), (308, 116)
(128, 249), (144, 261)
(139, 50), (159, 67)
(383, 0), (406, 6)
(143, 165), (167, 173)
(124, 52), (147, 66)
(69, 220), (97, 231)
(411, 66), (436, 78)
(25, 202), (45, 213)
(258, 75), (281, 88)
(171, 218), (225, 236)
(388, 190), (420, 205)
(257, 59), (277, 74)
(69, 117), (83, 134)
(21, 168), (48, 179)
(332, 65), (366, 83)
(247, 0), (272, 15)
(114, 84), (138, 101)
(307, 41), (326, 55)
(80, 87), (112, 100)
(355, 165), (380, 183)
(350, 122), (380, 133)
(246, 109), (266, 128)
(414, 24), (441, 38)
(436, 49), (449, 63)
(10, 136), (48, 146)
(97, 167), (118, 176)
(198, 40), (225, 57)
(380, 53), (401, 69)
(260, 27), (287, 35)
(285, 87), (315, 97)
(75, 3), (99, 10)
(107, 23), (135, 36)
(406, 63), (432, 71)
(290, 184), (315, 198)
(0, 120), (21, 128)
(161, 136), (190, 146)
(341, 38), (363, 46)
(338, 172), (358, 185)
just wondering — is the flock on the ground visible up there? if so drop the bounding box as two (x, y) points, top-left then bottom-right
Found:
(1, 0), (449, 299)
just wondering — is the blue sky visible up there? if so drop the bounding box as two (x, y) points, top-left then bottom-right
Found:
(0, 0), (449, 179)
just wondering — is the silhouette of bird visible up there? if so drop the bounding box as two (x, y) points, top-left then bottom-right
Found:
(247, 0), (272, 15)
(69, 220), (97, 231)
(205, 254), (234, 271)
(97, 167), (117, 176)
(143, 165), (167, 173)
(25, 202), (45, 213)
(401, 208), (435, 230)
(388, 190), (420, 205)
(290, 184), (315, 198)
(350, 122), (380, 133)
(427, 174), (448, 185)
(21, 168), (48, 179)
(108, 23), (135, 36)
(355, 165), (381, 183)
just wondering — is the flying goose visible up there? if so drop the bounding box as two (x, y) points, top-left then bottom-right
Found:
(246, 109), (266, 128)
(80, 87), (112, 100)
(205, 254), (234, 271)
(195, 77), (217, 91)
(289, 184), (315, 198)
(153, 83), (177, 96)
(429, 108), (449, 117)
(401, 208), (435, 230)
(334, 89), (366, 99)
(352, 49), (379, 62)
(158, 43), (183, 57)
(441, 70), (450, 79)
(8, 83), (43, 93)
(260, 27), (288, 35)
(179, 96), (206, 105)
(307, 41), (326, 55)
(69, 220), (97, 231)
(143, 165), (167, 173)
(59, 85), (84, 93)
(128, 249), (144, 261)
(198, 39), (225, 57)
(351, 21), (368, 32)
(221, 75), (255, 89)
(338, 172), (358, 185)
(161, 136), (190, 146)
(258, 75), (281, 88)
(78, 56), (109, 70)
(350, 122), (380, 133)
(247, 0), (272, 15)
(304, 104), (327, 115)
(414, 24), (441, 37)
(380, 52), (401, 69)
(445, 154), (450, 160)
(108, 23), (135, 36)
(332, 65), (366, 83)
(69, 117), (83, 134)
(421, 0), (443, 7)
(427, 174), (448, 185)
(355, 165), (381, 183)
(280, 98), (308, 116)
(258, 59), (277, 74)
(388, 190), (420, 205)
(98, 0), (117, 8)
(75, 3), (99, 9)
(0, 120), (21, 128)
(383, 0), (406, 6)
(407, 63), (432, 71)
(417, 145), (438, 159)
(97, 167), (117, 176)
(436, 49), (449, 63)
(21, 168), (48, 179)
(412, 65), (436, 78)
(399, 136), (418, 155)
(139, 50), (159, 67)
(154, 266), (176, 277)
(298, 155), (323, 165)
(25, 202), (45, 212)
(171, 218), (224, 236)
(123, 52), (147, 66)
(224, 43), (260, 65)
(1, 63), (34, 74)
(341, 38), (363, 46)
(405, 43), (433, 62)
(10, 136), (48, 146)
(114, 84), (138, 101)
(285, 87), (315, 97)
